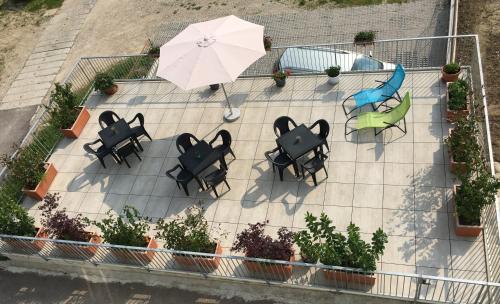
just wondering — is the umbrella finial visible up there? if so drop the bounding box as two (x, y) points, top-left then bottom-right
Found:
(196, 36), (216, 48)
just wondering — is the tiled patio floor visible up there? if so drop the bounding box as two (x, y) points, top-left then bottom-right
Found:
(23, 70), (487, 281)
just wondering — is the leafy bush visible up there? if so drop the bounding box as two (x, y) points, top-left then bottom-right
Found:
(445, 117), (481, 164)
(448, 79), (468, 111)
(156, 205), (221, 253)
(263, 36), (272, 50)
(325, 65), (341, 77)
(47, 83), (80, 129)
(148, 46), (160, 56)
(87, 205), (149, 247)
(272, 70), (291, 81)
(354, 31), (375, 43)
(295, 212), (387, 272)
(232, 222), (293, 261)
(0, 197), (36, 236)
(1, 146), (46, 190)
(93, 73), (115, 92)
(443, 62), (461, 74)
(39, 193), (90, 242)
(456, 166), (500, 225)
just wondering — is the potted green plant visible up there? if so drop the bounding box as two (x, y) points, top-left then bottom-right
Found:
(232, 222), (294, 279)
(94, 72), (118, 95)
(156, 205), (224, 269)
(0, 198), (44, 252)
(442, 62), (461, 82)
(263, 36), (272, 51)
(1, 147), (57, 201)
(325, 65), (341, 85)
(272, 70), (290, 88)
(39, 193), (101, 258)
(88, 205), (157, 264)
(209, 84), (220, 91)
(354, 31), (375, 46)
(47, 83), (90, 138)
(454, 166), (500, 237)
(148, 46), (160, 58)
(295, 212), (387, 285)
(444, 117), (480, 175)
(446, 79), (470, 122)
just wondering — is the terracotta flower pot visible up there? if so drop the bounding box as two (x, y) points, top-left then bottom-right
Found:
(441, 67), (461, 82)
(323, 269), (376, 285)
(60, 107), (90, 139)
(453, 186), (482, 237)
(274, 78), (286, 88)
(243, 254), (294, 279)
(55, 234), (102, 259)
(446, 83), (470, 122)
(209, 84), (220, 91)
(103, 84), (118, 96)
(22, 163), (57, 201)
(4, 227), (47, 252)
(109, 237), (157, 265)
(174, 242), (222, 270)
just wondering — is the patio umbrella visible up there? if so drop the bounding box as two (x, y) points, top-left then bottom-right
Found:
(156, 15), (266, 121)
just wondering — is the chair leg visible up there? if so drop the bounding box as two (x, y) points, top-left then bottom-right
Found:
(181, 183), (190, 196)
(175, 181), (180, 190)
(229, 148), (236, 159)
(98, 157), (106, 168)
(122, 157), (131, 168)
(212, 186), (219, 198)
(324, 140), (330, 152)
(143, 129), (152, 141)
(323, 166), (328, 178)
(195, 177), (205, 191)
(133, 150), (142, 161)
(134, 138), (144, 151)
(311, 172), (318, 186)
(292, 162), (299, 177)
(278, 167), (284, 181)
(224, 179), (230, 190)
(301, 166), (306, 179)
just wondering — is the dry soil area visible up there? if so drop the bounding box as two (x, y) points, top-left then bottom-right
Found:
(457, 0), (500, 161)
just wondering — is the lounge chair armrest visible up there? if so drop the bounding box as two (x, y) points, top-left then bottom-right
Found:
(166, 164), (182, 179)
(309, 120), (320, 130)
(208, 133), (221, 146)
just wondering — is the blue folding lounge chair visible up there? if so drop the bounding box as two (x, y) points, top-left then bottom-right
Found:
(342, 64), (405, 116)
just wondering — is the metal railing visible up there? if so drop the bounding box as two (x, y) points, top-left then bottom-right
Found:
(1, 234), (500, 304)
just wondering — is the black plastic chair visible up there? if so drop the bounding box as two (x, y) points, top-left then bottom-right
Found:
(166, 164), (201, 196)
(264, 147), (299, 181)
(176, 133), (200, 154)
(309, 119), (330, 152)
(98, 110), (120, 129)
(83, 139), (119, 168)
(128, 113), (152, 143)
(203, 167), (230, 198)
(209, 129), (235, 162)
(116, 142), (142, 168)
(273, 116), (298, 137)
(301, 152), (328, 186)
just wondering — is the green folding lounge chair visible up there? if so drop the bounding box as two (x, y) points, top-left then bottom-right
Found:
(345, 92), (411, 137)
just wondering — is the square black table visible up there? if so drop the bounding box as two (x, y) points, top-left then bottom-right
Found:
(98, 119), (134, 150)
(178, 140), (225, 176)
(277, 124), (323, 160)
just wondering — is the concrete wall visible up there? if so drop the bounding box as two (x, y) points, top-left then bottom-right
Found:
(1, 255), (412, 304)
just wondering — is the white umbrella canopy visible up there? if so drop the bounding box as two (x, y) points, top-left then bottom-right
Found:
(156, 15), (266, 121)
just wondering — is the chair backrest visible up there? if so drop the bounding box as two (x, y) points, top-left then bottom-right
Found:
(176, 133), (198, 154)
(218, 129), (232, 147)
(316, 119), (330, 139)
(385, 92), (411, 124)
(273, 116), (297, 137)
(99, 111), (120, 128)
(381, 64), (405, 96)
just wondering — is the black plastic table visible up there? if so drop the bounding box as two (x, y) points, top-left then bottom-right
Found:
(277, 124), (322, 160)
(178, 140), (226, 176)
(98, 119), (134, 150)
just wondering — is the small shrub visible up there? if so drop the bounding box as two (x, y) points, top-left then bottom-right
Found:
(448, 79), (468, 111)
(325, 65), (341, 77)
(1, 146), (46, 190)
(443, 62), (461, 74)
(93, 73), (115, 92)
(39, 193), (90, 242)
(148, 46), (160, 56)
(445, 117), (481, 164)
(272, 70), (291, 81)
(87, 205), (150, 247)
(47, 83), (80, 130)
(231, 222), (293, 261)
(156, 205), (223, 253)
(354, 31), (375, 44)
(263, 36), (272, 50)
(0, 197), (36, 236)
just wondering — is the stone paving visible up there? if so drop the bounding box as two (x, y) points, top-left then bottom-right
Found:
(23, 70), (487, 281)
(0, 0), (96, 110)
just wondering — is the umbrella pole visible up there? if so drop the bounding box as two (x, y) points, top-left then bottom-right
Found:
(221, 83), (240, 122)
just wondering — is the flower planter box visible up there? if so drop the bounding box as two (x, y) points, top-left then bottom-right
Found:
(174, 242), (222, 270)
(104, 84), (118, 96)
(328, 76), (340, 85)
(4, 228), (47, 252)
(453, 186), (482, 237)
(441, 67), (461, 82)
(447, 129), (467, 175)
(274, 78), (286, 88)
(109, 237), (157, 265)
(242, 254), (294, 279)
(22, 163), (57, 201)
(60, 107), (90, 139)
(55, 234), (102, 259)
(323, 269), (376, 285)
(446, 83), (470, 122)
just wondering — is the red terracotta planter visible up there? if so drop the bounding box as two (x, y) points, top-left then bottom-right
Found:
(447, 130), (467, 175)
(55, 234), (102, 259)
(4, 228), (47, 252)
(446, 83), (470, 122)
(60, 107), (90, 139)
(104, 84), (118, 96)
(22, 163), (57, 201)
(323, 269), (376, 285)
(441, 67), (461, 82)
(174, 242), (222, 270)
(243, 254), (295, 279)
(109, 237), (157, 265)
(453, 185), (482, 237)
